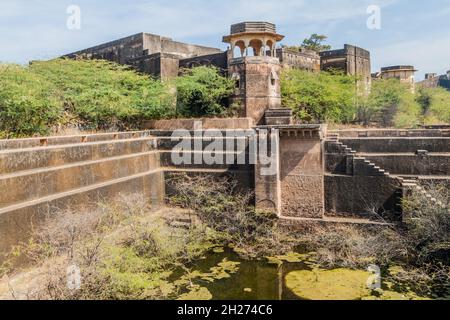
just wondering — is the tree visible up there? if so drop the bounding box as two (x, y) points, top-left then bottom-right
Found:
(301, 34), (332, 52)
(0, 59), (174, 137)
(174, 66), (235, 118)
(281, 69), (356, 123)
(416, 87), (450, 125)
(357, 79), (421, 128)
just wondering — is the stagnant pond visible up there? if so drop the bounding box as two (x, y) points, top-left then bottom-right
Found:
(182, 248), (436, 300)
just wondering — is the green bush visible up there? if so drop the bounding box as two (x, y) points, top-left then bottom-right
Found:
(175, 66), (235, 118)
(281, 69), (357, 123)
(0, 64), (63, 137)
(417, 87), (450, 125)
(358, 79), (421, 128)
(0, 59), (174, 137)
(30, 59), (174, 130)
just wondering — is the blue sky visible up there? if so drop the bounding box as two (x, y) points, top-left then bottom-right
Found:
(1, 0), (449, 79)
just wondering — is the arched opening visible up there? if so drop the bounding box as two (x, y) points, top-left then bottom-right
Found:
(249, 39), (263, 56)
(270, 70), (278, 87)
(233, 40), (246, 58)
(266, 40), (274, 57)
(231, 72), (241, 90)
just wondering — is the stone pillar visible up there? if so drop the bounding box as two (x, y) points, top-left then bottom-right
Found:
(254, 125), (326, 218)
(278, 126), (325, 218)
(255, 128), (282, 216)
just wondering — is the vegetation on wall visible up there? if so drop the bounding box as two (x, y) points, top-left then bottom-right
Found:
(281, 68), (450, 128)
(0, 59), (174, 137)
(0, 61), (236, 137)
(416, 87), (450, 125)
(357, 78), (422, 128)
(30, 59), (174, 130)
(281, 68), (357, 123)
(0, 64), (63, 137)
(282, 34), (331, 53)
(174, 66), (235, 118)
(2, 58), (449, 138)
(300, 34), (332, 52)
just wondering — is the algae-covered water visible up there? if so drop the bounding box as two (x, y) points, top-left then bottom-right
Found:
(183, 248), (431, 300)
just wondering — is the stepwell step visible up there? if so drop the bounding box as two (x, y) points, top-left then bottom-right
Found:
(0, 151), (160, 209)
(0, 169), (163, 216)
(0, 137), (157, 175)
(0, 131), (153, 151)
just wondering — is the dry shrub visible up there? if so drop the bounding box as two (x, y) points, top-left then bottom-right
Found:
(2, 193), (221, 300)
(298, 183), (449, 297)
(402, 182), (450, 264)
(166, 172), (294, 258)
(299, 224), (409, 269)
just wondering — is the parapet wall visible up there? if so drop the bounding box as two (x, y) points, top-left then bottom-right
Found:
(340, 137), (450, 153)
(142, 118), (254, 130)
(332, 129), (450, 138)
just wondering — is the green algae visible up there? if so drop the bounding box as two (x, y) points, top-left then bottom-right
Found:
(267, 252), (317, 266)
(178, 286), (212, 300)
(285, 268), (372, 300)
(212, 247), (225, 254)
(175, 258), (241, 285)
(285, 267), (430, 300)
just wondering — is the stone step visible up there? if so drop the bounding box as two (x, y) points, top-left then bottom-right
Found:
(148, 130), (255, 138)
(356, 153), (450, 176)
(340, 137), (450, 154)
(0, 137), (157, 175)
(402, 184), (417, 189)
(0, 131), (153, 151)
(159, 151), (254, 171)
(0, 151), (160, 209)
(0, 169), (165, 257)
(156, 136), (252, 152)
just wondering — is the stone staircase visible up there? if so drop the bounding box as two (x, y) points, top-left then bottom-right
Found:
(327, 132), (446, 210)
(397, 177), (445, 208)
(0, 131), (165, 255)
(326, 133), (389, 177)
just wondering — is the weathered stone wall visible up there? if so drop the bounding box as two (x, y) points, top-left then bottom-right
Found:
(417, 74), (450, 91)
(340, 138), (450, 153)
(278, 128), (324, 218)
(339, 137), (450, 176)
(142, 118), (254, 130)
(65, 33), (146, 64)
(128, 52), (181, 79)
(325, 175), (400, 217)
(254, 129), (281, 215)
(362, 154), (450, 176)
(229, 56), (282, 125)
(276, 48), (320, 72)
(65, 33), (222, 79)
(179, 52), (228, 72)
(0, 132), (165, 261)
(320, 44), (371, 90)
